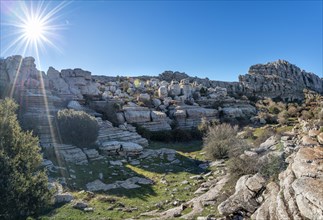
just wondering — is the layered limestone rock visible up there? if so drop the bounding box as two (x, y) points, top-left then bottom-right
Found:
(250, 147), (323, 220)
(218, 174), (266, 216)
(239, 60), (323, 100)
(169, 104), (218, 129)
(0, 56), (63, 147)
(54, 144), (88, 165)
(96, 118), (148, 147)
(47, 67), (100, 100)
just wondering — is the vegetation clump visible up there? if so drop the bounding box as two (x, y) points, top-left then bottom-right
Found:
(203, 123), (247, 160)
(0, 98), (52, 219)
(57, 109), (99, 147)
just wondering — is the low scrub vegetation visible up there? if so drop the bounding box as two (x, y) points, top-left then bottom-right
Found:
(135, 124), (203, 143)
(57, 109), (99, 147)
(203, 124), (248, 160)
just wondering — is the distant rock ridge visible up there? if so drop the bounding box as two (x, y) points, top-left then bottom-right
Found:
(239, 59), (323, 101)
(92, 59), (322, 101)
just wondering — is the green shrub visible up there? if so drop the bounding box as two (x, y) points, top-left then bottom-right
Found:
(203, 124), (248, 160)
(259, 155), (287, 181)
(150, 130), (173, 142)
(268, 106), (280, 114)
(228, 154), (286, 181)
(253, 128), (276, 147)
(0, 98), (52, 219)
(57, 109), (99, 147)
(277, 110), (289, 125)
(301, 110), (314, 120)
(228, 157), (259, 177)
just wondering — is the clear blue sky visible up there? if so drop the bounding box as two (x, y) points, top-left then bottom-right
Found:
(1, 0), (322, 81)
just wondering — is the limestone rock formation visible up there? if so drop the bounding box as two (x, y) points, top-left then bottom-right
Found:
(251, 147), (323, 220)
(239, 60), (323, 101)
(48, 67), (100, 100)
(218, 174), (266, 216)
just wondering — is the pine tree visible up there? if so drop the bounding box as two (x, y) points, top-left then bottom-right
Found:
(0, 98), (52, 219)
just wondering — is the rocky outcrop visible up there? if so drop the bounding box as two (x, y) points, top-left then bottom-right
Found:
(0, 56), (64, 147)
(55, 144), (88, 165)
(96, 118), (148, 147)
(47, 67), (100, 100)
(169, 104), (218, 129)
(86, 177), (154, 192)
(250, 147), (323, 220)
(99, 141), (143, 156)
(239, 60), (323, 101)
(218, 174), (266, 216)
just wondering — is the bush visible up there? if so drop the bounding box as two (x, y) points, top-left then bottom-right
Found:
(287, 106), (299, 117)
(57, 109), (99, 147)
(150, 130), (173, 142)
(0, 98), (52, 219)
(228, 157), (259, 177)
(253, 128), (276, 147)
(277, 110), (288, 125)
(203, 124), (248, 160)
(301, 110), (314, 120)
(228, 154), (286, 181)
(259, 155), (287, 181)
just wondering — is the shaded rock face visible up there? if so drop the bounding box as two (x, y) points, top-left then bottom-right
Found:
(239, 60), (323, 101)
(47, 67), (100, 100)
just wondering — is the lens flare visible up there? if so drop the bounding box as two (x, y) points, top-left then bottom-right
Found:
(1, 1), (69, 57)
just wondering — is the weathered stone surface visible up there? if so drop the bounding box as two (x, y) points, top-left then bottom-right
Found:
(302, 135), (319, 146)
(158, 86), (168, 99)
(86, 177), (153, 192)
(99, 141), (143, 156)
(55, 144), (88, 165)
(48, 67), (99, 100)
(168, 80), (181, 96)
(317, 133), (323, 145)
(96, 118), (148, 147)
(123, 106), (151, 123)
(251, 147), (323, 220)
(137, 93), (150, 102)
(67, 100), (83, 111)
(218, 174), (266, 216)
(239, 60), (323, 100)
(83, 148), (102, 161)
(170, 105), (218, 129)
(54, 193), (74, 204)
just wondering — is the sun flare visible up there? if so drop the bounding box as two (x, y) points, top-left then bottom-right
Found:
(1, 1), (69, 58)
(23, 17), (45, 41)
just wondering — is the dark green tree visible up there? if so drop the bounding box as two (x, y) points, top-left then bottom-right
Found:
(0, 98), (52, 219)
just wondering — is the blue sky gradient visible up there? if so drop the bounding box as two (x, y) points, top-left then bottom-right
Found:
(1, 0), (322, 81)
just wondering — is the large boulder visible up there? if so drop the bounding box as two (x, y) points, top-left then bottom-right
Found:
(123, 106), (151, 123)
(158, 86), (168, 99)
(168, 80), (181, 96)
(218, 174), (266, 216)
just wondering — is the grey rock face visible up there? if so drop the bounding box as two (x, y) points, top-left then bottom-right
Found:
(239, 60), (323, 100)
(47, 67), (100, 100)
(218, 174), (266, 216)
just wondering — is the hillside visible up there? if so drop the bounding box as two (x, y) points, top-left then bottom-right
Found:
(0, 55), (322, 219)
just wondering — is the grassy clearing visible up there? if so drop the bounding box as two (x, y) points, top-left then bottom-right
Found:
(41, 141), (212, 219)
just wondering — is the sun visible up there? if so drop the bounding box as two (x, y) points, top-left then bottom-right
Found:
(23, 17), (45, 41)
(1, 1), (70, 58)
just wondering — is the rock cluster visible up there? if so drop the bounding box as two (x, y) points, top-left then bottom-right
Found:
(86, 177), (154, 191)
(47, 67), (100, 100)
(239, 59), (323, 101)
